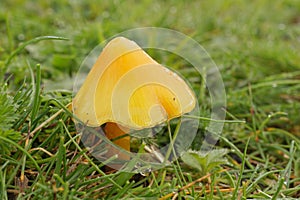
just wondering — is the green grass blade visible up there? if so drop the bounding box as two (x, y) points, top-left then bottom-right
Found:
(232, 137), (250, 200)
(3, 36), (69, 75)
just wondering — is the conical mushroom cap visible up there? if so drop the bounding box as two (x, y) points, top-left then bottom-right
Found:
(73, 37), (196, 129)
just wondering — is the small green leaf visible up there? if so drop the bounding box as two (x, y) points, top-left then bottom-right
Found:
(0, 86), (18, 130)
(0, 83), (23, 155)
(0, 129), (21, 155)
(181, 149), (229, 175)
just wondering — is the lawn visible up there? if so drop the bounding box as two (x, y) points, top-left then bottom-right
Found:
(0, 0), (299, 199)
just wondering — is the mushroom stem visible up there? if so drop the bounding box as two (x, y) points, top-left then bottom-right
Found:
(104, 122), (130, 166)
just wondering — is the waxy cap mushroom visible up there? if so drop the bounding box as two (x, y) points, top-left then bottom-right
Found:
(73, 37), (196, 128)
(72, 37), (196, 165)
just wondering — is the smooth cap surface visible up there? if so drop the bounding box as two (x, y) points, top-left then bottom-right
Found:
(73, 37), (196, 129)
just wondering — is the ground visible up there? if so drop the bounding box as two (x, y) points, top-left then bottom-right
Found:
(0, 0), (299, 199)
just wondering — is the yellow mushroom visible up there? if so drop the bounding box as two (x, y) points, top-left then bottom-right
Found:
(72, 37), (196, 165)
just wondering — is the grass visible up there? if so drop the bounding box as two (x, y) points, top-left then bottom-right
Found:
(0, 0), (300, 199)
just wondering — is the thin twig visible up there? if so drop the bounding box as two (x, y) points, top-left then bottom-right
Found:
(28, 147), (54, 157)
(159, 169), (228, 200)
(159, 173), (211, 200)
(29, 108), (64, 137)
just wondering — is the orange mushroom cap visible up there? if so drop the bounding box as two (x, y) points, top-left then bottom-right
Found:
(73, 37), (196, 129)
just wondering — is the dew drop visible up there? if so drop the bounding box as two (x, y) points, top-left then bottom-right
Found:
(134, 162), (152, 176)
(139, 167), (152, 176)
